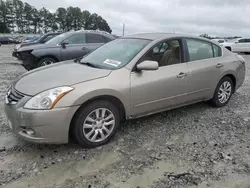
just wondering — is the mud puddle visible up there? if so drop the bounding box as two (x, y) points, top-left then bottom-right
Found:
(3, 151), (120, 188)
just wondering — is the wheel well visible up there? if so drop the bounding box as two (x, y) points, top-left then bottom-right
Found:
(225, 46), (231, 51)
(38, 55), (59, 63)
(224, 74), (236, 92)
(68, 95), (126, 141)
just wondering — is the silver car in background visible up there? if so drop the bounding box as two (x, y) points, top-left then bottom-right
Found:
(4, 33), (246, 148)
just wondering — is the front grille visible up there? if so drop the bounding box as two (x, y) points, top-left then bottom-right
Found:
(6, 87), (25, 104)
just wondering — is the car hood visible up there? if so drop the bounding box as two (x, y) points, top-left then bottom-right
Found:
(17, 43), (58, 52)
(14, 61), (112, 96)
(221, 42), (234, 46)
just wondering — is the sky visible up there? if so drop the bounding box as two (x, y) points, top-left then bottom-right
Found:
(24, 0), (250, 37)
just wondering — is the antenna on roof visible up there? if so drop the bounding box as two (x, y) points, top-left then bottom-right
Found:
(122, 23), (125, 36)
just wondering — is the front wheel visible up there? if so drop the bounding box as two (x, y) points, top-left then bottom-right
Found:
(72, 100), (120, 148)
(211, 77), (234, 107)
(38, 57), (56, 67)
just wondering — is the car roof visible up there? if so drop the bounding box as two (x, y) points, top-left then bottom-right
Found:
(74, 30), (115, 39)
(122, 32), (213, 43)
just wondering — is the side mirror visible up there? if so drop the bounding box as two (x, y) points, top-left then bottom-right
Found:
(61, 40), (69, 48)
(136, 60), (159, 71)
(235, 41), (238, 44)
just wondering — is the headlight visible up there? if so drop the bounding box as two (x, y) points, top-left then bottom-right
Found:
(24, 86), (74, 110)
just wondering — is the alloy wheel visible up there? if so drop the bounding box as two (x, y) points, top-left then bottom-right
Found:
(218, 81), (232, 104)
(40, 60), (54, 66)
(83, 108), (115, 143)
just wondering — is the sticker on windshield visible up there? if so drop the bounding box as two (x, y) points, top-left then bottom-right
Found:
(103, 59), (121, 67)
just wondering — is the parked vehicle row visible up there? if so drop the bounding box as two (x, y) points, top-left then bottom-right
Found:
(222, 38), (250, 53)
(12, 30), (115, 70)
(13, 32), (62, 56)
(0, 37), (19, 45)
(5, 33), (246, 148)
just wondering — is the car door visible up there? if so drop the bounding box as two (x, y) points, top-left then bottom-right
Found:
(85, 33), (107, 53)
(185, 38), (223, 101)
(61, 33), (89, 61)
(130, 39), (190, 116)
(232, 38), (246, 52)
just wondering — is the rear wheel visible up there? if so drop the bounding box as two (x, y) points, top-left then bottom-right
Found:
(38, 57), (56, 67)
(71, 100), (120, 148)
(211, 77), (233, 107)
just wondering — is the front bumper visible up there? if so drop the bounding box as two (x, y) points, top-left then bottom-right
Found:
(12, 51), (19, 59)
(4, 102), (80, 144)
(12, 50), (37, 70)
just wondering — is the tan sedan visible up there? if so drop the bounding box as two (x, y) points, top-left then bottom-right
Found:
(4, 33), (246, 148)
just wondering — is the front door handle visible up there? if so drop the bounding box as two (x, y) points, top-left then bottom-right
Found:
(177, 72), (187, 78)
(81, 47), (89, 51)
(216, 63), (224, 68)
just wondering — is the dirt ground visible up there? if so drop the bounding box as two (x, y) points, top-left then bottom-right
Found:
(0, 45), (249, 188)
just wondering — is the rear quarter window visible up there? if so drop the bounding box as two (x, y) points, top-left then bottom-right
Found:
(212, 44), (222, 57)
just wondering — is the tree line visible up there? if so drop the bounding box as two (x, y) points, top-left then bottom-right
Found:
(199, 33), (242, 40)
(0, 0), (112, 34)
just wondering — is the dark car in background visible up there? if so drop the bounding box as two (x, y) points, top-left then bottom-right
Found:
(0, 37), (18, 45)
(12, 30), (115, 70)
(13, 32), (62, 53)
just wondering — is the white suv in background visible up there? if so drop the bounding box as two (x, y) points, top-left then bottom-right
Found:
(222, 38), (250, 53)
(212, 38), (227, 45)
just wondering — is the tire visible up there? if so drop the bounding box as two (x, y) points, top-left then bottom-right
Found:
(211, 77), (234, 107)
(71, 100), (120, 148)
(38, 57), (56, 67)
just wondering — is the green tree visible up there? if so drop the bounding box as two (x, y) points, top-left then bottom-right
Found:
(0, 0), (10, 33)
(199, 33), (212, 39)
(0, 0), (112, 33)
(23, 2), (33, 33)
(30, 7), (41, 34)
(55, 7), (67, 31)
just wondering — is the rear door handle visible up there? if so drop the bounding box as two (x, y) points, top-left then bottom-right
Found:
(216, 63), (224, 68)
(177, 72), (187, 78)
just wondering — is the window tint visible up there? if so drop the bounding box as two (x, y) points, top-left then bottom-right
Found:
(213, 44), (221, 57)
(218, 40), (225, 43)
(42, 35), (55, 43)
(245, 39), (250, 43)
(103, 36), (112, 43)
(239, 39), (246, 43)
(141, 40), (181, 67)
(186, 39), (213, 61)
(153, 42), (169, 54)
(81, 38), (150, 70)
(86, 33), (106, 43)
(66, 33), (86, 44)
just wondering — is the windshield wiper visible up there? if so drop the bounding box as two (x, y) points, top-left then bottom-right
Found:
(79, 61), (100, 68)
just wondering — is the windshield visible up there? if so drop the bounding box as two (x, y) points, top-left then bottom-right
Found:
(32, 35), (42, 42)
(80, 38), (151, 70)
(45, 32), (72, 45)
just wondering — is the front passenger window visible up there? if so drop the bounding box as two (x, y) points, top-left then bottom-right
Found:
(65, 33), (86, 44)
(140, 40), (181, 67)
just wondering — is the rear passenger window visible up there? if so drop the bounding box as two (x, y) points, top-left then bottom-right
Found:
(212, 44), (221, 57)
(186, 39), (213, 61)
(86, 34), (106, 43)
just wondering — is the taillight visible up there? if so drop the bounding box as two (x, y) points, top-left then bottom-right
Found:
(236, 54), (246, 65)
